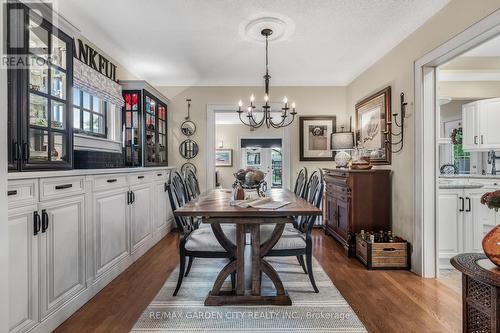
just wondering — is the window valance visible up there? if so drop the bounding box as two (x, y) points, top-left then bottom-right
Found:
(73, 59), (124, 107)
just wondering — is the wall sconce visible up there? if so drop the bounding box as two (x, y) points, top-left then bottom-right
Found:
(384, 92), (407, 153)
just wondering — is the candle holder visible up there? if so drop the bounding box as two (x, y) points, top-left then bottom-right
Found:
(384, 92), (407, 154)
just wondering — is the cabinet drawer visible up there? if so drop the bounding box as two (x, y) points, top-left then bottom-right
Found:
(8, 179), (38, 208)
(92, 174), (129, 192)
(325, 175), (348, 186)
(151, 170), (169, 181)
(40, 177), (85, 201)
(127, 173), (152, 185)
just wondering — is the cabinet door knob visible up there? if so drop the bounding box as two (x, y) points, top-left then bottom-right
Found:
(459, 197), (464, 212)
(474, 136), (478, 145)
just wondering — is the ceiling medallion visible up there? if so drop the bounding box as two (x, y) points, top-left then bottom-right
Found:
(236, 28), (296, 129)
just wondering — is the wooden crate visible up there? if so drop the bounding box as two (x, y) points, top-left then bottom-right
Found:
(355, 234), (410, 270)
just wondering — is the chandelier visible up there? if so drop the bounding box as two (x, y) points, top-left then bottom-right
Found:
(237, 28), (296, 129)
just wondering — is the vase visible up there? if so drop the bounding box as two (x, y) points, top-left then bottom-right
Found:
(482, 224), (500, 267)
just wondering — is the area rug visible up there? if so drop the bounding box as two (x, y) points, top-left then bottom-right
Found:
(131, 256), (367, 332)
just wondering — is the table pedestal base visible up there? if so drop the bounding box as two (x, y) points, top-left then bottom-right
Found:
(205, 218), (292, 306)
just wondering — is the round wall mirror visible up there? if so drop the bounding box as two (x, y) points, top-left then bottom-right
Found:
(181, 120), (196, 136)
(179, 139), (199, 159)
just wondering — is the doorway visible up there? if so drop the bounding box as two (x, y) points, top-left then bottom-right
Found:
(414, 11), (500, 278)
(240, 138), (283, 188)
(207, 104), (290, 190)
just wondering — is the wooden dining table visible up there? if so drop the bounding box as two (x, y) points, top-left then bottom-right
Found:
(174, 188), (321, 306)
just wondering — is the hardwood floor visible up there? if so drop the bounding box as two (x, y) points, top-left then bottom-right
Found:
(54, 229), (461, 333)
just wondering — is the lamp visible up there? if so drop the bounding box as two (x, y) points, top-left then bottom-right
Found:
(331, 126), (354, 168)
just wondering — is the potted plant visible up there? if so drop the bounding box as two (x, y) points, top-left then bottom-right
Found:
(480, 190), (500, 266)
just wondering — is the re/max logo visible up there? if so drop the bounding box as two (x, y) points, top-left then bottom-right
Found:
(74, 39), (118, 82)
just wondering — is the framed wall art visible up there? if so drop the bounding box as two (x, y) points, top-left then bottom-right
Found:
(299, 116), (336, 161)
(215, 149), (233, 167)
(355, 86), (391, 165)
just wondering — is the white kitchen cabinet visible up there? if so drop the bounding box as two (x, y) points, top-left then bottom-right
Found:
(38, 195), (86, 319)
(462, 102), (478, 150)
(438, 189), (463, 268)
(8, 205), (39, 333)
(130, 184), (152, 252)
(465, 189), (498, 253)
(480, 99), (500, 148)
(93, 187), (130, 278)
(438, 185), (499, 269)
(462, 98), (500, 151)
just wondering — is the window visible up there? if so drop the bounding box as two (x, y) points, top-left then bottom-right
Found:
(72, 88), (109, 137)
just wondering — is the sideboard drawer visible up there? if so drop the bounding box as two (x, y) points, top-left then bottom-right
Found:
(92, 174), (129, 192)
(8, 179), (38, 208)
(40, 176), (85, 201)
(127, 172), (151, 185)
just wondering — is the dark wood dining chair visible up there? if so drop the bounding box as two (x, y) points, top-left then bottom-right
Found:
(261, 168), (324, 293)
(293, 167), (308, 198)
(184, 169), (200, 200)
(167, 171), (236, 296)
(292, 167), (308, 229)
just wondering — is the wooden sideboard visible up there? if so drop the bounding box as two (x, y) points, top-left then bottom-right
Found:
(323, 168), (391, 256)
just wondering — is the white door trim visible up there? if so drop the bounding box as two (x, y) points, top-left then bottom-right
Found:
(414, 9), (500, 277)
(206, 104), (291, 190)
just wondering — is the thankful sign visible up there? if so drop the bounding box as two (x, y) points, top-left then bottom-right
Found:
(74, 39), (118, 82)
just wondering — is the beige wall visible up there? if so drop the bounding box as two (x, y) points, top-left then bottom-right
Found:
(156, 86), (347, 191)
(439, 81), (500, 99)
(345, 0), (500, 243)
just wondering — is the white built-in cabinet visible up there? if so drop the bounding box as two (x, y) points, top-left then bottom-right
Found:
(8, 205), (39, 333)
(438, 185), (499, 269)
(462, 98), (500, 151)
(130, 182), (153, 253)
(7, 168), (174, 333)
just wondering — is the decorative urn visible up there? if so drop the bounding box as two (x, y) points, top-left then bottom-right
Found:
(480, 190), (500, 266)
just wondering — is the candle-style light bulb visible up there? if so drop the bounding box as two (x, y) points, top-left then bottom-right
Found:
(264, 94), (269, 102)
(250, 94), (255, 102)
(292, 102), (296, 109)
(283, 96), (288, 104)
(238, 100), (243, 107)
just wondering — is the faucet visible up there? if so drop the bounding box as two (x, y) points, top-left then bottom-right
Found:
(488, 150), (500, 175)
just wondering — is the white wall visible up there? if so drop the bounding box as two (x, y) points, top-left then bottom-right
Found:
(1, 0), (10, 330)
(157, 86), (347, 191)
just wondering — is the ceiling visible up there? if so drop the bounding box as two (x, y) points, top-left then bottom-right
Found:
(58, 0), (449, 86)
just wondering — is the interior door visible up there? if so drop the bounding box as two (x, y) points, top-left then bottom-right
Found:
(93, 187), (129, 278)
(39, 195), (85, 319)
(130, 184), (152, 252)
(8, 205), (39, 333)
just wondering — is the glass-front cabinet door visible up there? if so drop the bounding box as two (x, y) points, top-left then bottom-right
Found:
(121, 87), (168, 167)
(8, 4), (73, 171)
(123, 91), (141, 166)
